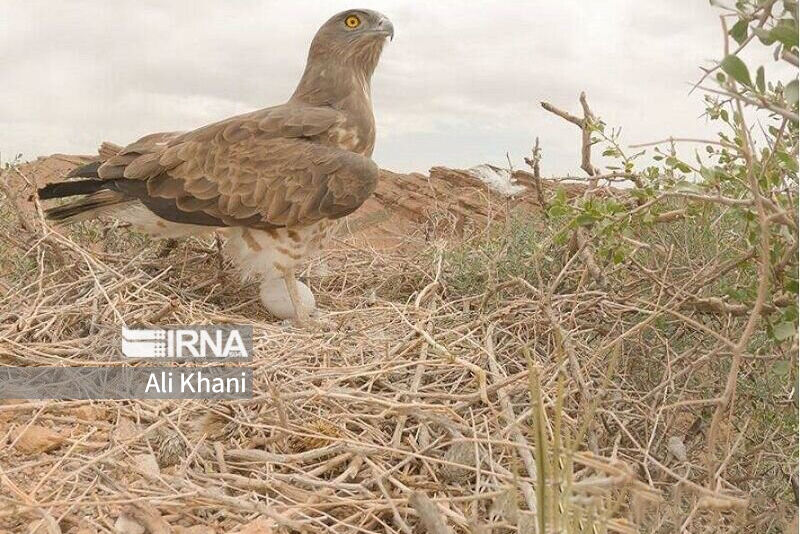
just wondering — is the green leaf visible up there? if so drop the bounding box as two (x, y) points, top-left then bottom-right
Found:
(729, 19), (749, 45)
(785, 279), (799, 295)
(770, 360), (791, 378)
(773, 321), (797, 341)
(548, 204), (568, 218)
(756, 66), (766, 93)
(785, 79), (799, 106)
(777, 150), (799, 172)
(753, 27), (776, 45)
(699, 166), (716, 182)
(673, 181), (703, 193)
(770, 19), (799, 49)
(721, 55), (752, 86)
(575, 213), (596, 227)
(784, 303), (799, 322)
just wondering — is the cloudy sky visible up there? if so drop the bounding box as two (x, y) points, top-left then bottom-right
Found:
(0, 1), (730, 175)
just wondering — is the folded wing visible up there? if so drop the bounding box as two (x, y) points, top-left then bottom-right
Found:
(87, 105), (378, 229)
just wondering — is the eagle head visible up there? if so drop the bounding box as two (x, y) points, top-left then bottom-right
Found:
(307, 9), (394, 75)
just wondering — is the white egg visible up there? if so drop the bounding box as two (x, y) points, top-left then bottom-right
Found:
(259, 278), (316, 320)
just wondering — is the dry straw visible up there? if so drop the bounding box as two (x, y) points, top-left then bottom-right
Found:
(0, 102), (795, 532)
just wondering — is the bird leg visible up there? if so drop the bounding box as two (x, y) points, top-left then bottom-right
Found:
(214, 233), (225, 276)
(282, 268), (310, 325)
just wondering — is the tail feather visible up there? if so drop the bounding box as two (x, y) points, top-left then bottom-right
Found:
(39, 145), (131, 224)
(66, 161), (103, 179)
(38, 179), (106, 200)
(44, 190), (130, 223)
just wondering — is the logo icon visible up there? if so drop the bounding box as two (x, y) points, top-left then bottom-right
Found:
(122, 327), (167, 357)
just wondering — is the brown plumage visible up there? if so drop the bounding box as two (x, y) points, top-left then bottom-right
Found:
(39, 9), (394, 322)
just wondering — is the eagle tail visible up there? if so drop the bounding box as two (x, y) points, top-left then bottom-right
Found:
(66, 161), (103, 179)
(38, 157), (129, 223)
(38, 178), (106, 200)
(43, 190), (131, 223)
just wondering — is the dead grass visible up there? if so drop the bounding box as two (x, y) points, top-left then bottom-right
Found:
(0, 162), (796, 534)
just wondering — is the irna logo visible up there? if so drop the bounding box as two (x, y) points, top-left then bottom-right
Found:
(121, 326), (252, 359)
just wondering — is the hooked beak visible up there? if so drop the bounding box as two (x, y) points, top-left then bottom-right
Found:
(375, 17), (394, 41)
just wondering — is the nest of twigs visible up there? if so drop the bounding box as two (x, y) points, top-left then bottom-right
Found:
(0, 157), (795, 534)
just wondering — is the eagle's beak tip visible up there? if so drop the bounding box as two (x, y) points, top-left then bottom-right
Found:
(378, 18), (394, 41)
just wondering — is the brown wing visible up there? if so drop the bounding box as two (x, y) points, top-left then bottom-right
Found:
(96, 104), (344, 179)
(95, 104), (378, 228)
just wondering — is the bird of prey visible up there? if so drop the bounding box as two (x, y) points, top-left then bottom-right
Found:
(38, 9), (394, 323)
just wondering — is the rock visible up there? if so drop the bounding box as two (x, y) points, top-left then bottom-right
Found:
(11, 425), (64, 454)
(70, 521), (97, 534)
(73, 405), (106, 422)
(133, 453), (160, 478)
(113, 417), (138, 442)
(114, 504), (170, 534)
(0, 398), (27, 424)
(667, 436), (688, 462)
(27, 518), (61, 534)
(439, 441), (476, 483)
(517, 511), (537, 532)
(113, 516), (144, 534)
(174, 527), (214, 534)
(489, 488), (519, 523)
(236, 519), (275, 534)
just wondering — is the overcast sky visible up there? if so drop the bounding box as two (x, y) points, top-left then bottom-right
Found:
(0, 1), (731, 175)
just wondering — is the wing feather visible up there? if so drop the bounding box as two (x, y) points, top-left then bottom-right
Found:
(87, 103), (375, 229)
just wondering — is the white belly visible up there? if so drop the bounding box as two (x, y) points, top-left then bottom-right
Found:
(222, 222), (336, 282)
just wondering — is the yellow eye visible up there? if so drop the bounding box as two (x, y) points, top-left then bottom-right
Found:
(345, 15), (361, 28)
